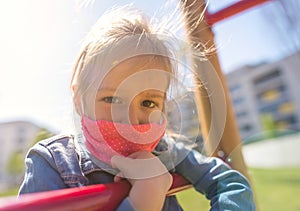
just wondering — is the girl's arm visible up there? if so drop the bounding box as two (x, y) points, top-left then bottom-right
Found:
(111, 151), (173, 211)
(174, 145), (256, 211)
(18, 144), (67, 194)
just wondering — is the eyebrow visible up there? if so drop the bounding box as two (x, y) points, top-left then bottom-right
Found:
(144, 92), (165, 99)
(98, 87), (165, 98)
(97, 87), (116, 92)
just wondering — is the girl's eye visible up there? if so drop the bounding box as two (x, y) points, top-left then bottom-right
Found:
(141, 100), (157, 108)
(102, 96), (122, 104)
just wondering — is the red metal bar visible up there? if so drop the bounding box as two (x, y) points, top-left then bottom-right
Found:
(0, 174), (191, 211)
(206, 0), (272, 26)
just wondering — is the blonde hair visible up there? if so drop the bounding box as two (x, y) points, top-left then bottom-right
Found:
(71, 3), (210, 146)
(71, 6), (178, 106)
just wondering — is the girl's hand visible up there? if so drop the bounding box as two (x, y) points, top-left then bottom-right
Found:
(111, 151), (172, 211)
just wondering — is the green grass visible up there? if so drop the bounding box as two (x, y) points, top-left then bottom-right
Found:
(249, 168), (300, 211)
(0, 187), (18, 197)
(2, 168), (300, 210)
(177, 187), (210, 210)
(177, 168), (300, 210)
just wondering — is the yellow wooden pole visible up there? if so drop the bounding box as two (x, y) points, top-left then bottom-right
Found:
(181, 0), (250, 179)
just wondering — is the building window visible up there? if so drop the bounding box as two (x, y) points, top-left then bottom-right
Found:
(278, 115), (298, 125)
(277, 121), (289, 130)
(276, 115), (298, 130)
(233, 97), (245, 105)
(229, 84), (241, 93)
(240, 124), (252, 132)
(236, 111), (248, 118)
(261, 89), (280, 102)
(253, 69), (281, 86)
(278, 102), (295, 114)
(259, 103), (278, 114)
(256, 85), (287, 103)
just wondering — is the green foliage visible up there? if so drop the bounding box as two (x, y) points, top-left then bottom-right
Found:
(260, 114), (278, 139)
(6, 151), (24, 176)
(30, 128), (54, 147)
(5, 128), (54, 178)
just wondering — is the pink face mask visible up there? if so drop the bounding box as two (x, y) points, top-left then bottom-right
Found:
(81, 115), (166, 164)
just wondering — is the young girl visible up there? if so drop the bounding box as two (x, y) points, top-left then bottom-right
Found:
(19, 6), (255, 211)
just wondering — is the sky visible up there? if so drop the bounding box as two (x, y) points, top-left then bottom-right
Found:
(0, 0), (289, 133)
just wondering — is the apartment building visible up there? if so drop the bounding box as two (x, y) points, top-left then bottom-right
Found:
(0, 121), (40, 190)
(227, 52), (300, 141)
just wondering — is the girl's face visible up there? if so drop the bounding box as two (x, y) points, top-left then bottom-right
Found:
(90, 56), (170, 124)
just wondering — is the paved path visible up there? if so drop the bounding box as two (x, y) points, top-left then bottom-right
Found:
(242, 133), (300, 168)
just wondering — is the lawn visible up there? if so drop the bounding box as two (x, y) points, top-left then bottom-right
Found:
(0, 187), (18, 197)
(176, 168), (300, 210)
(1, 168), (300, 210)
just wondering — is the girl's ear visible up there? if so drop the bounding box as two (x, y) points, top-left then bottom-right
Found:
(72, 85), (83, 115)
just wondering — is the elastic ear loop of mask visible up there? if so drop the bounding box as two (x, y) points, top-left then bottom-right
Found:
(71, 46), (89, 88)
(160, 104), (167, 125)
(79, 95), (86, 116)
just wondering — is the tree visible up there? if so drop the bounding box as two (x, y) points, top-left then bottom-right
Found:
(260, 113), (277, 139)
(6, 150), (24, 177)
(5, 128), (54, 186)
(30, 128), (54, 147)
(262, 0), (300, 54)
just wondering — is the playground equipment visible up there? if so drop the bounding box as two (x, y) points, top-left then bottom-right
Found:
(182, 0), (271, 179)
(0, 0), (271, 209)
(0, 174), (191, 211)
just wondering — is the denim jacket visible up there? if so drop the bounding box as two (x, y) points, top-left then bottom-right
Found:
(19, 134), (255, 211)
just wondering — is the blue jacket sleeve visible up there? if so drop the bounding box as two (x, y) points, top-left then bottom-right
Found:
(116, 197), (136, 211)
(174, 144), (256, 211)
(18, 144), (67, 194)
